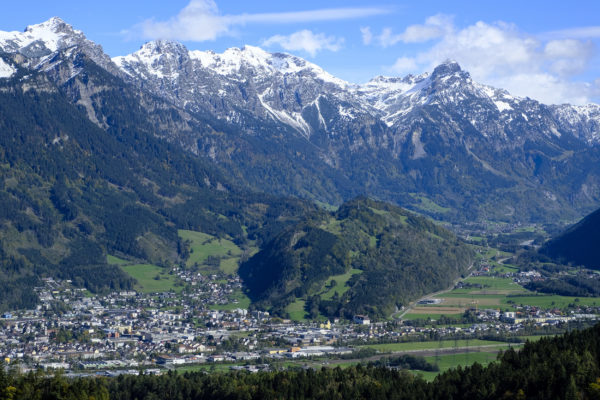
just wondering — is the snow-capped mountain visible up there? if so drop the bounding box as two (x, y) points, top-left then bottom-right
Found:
(0, 17), (118, 76)
(113, 40), (378, 141)
(112, 40), (600, 148)
(4, 17), (600, 224)
(356, 61), (600, 148)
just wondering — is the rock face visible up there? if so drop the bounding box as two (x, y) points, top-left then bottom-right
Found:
(3, 18), (600, 224)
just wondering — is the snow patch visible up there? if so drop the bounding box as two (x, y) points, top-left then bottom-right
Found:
(494, 101), (513, 112)
(258, 92), (311, 136)
(338, 104), (355, 120)
(0, 58), (15, 78)
(313, 96), (327, 129)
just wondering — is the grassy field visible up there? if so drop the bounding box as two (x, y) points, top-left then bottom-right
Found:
(414, 351), (501, 381)
(176, 363), (241, 373)
(280, 267), (364, 322)
(411, 306), (465, 314)
(410, 194), (451, 214)
(492, 264), (519, 274)
(437, 296), (503, 307)
(286, 299), (308, 322)
(121, 263), (181, 293)
(360, 339), (514, 353)
(467, 236), (485, 243)
(427, 350), (500, 370)
(319, 218), (343, 235)
(179, 230), (248, 274)
(461, 276), (525, 292)
(320, 268), (362, 300)
(107, 254), (129, 265)
(503, 294), (600, 308)
(402, 313), (463, 321)
(314, 200), (338, 212)
(209, 290), (251, 311)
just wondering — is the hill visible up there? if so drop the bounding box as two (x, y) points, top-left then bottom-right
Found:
(540, 206), (600, 269)
(239, 198), (474, 319)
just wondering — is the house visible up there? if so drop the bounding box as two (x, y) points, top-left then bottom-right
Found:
(353, 315), (370, 325)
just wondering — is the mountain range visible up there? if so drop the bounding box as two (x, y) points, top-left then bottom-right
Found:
(0, 17), (599, 316)
(3, 17), (600, 227)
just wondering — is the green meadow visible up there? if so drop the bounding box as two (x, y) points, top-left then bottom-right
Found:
(319, 268), (362, 300)
(179, 229), (250, 275)
(120, 263), (181, 293)
(286, 299), (308, 322)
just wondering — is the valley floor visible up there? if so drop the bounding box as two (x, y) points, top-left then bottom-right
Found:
(1, 230), (599, 380)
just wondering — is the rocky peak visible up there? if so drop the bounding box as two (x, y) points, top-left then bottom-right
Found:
(25, 17), (75, 36)
(0, 17), (114, 70)
(139, 39), (189, 58)
(431, 60), (463, 77)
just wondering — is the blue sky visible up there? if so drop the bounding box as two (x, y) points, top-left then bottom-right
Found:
(2, 0), (600, 104)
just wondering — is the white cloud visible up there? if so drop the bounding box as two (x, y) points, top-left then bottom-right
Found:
(360, 27), (373, 45)
(129, 0), (389, 42)
(388, 57), (418, 75)
(384, 18), (598, 105)
(133, 0), (227, 41)
(227, 7), (390, 24)
(495, 73), (593, 105)
(263, 30), (343, 57)
(544, 39), (594, 76)
(544, 26), (600, 39)
(365, 14), (453, 47)
(419, 21), (540, 77)
(400, 14), (454, 43)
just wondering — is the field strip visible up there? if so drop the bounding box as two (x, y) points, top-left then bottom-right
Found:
(411, 306), (465, 314)
(386, 343), (521, 357)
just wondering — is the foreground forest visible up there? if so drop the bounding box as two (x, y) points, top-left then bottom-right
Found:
(3, 323), (600, 399)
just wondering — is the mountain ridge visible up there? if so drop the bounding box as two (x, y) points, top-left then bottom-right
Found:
(3, 17), (600, 226)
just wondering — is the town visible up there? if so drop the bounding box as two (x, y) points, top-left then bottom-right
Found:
(1, 260), (598, 378)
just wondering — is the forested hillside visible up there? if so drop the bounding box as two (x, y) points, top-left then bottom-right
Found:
(240, 198), (474, 319)
(541, 206), (600, 269)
